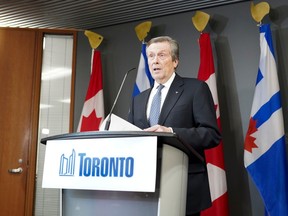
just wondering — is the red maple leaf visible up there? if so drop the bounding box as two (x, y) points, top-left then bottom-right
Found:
(80, 109), (102, 132)
(244, 118), (258, 153)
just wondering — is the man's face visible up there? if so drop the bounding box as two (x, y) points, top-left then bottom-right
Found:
(146, 41), (178, 84)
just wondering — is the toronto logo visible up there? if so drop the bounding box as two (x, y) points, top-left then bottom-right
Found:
(59, 149), (76, 176)
(58, 148), (135, 177)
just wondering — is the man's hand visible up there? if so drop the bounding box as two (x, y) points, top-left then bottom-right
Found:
(144, 125), (173, 133)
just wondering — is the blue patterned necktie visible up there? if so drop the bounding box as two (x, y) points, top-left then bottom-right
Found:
(149, 84), (164, 126)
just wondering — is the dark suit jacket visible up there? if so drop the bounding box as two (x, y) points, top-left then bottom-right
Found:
(128, 73), (221, 214)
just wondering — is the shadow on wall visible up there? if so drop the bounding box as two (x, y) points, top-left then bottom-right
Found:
(148, 24), (167, 41)
(209, 13), (253, 216)
(270, 5), (288, 137)
(269, 5), (288, 26)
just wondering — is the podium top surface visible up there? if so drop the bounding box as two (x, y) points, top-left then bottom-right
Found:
(40, 131), (194, 158)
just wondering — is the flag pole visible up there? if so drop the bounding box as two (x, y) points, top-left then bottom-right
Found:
(134, 21), (152, 42)
(77, 31), (105, 132)
(132, 21), (154, 97)
(193, 10), (229, 216)
(250, 1), (270, 24)
(192, 10), (210, 33)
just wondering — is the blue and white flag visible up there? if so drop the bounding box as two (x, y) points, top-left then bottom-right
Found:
(132, 42), (153, 97)
(244, 24), (288, 216)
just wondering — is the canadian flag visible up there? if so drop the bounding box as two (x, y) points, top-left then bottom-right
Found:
(77, 50), (105, 132)
(198, 33), (229, 216)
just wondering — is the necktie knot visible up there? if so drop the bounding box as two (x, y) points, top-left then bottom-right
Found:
(149, 84), (164, 126)
(157, 84), (164, 91)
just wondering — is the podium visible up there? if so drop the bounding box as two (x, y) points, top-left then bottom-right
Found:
(41, 131), (194, 216)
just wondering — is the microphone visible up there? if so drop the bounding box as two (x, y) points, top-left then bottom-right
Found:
(104, 67), (136, 130)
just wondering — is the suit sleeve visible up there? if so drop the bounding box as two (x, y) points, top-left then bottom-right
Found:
(172, 81), (221, 151)
(127, 97), (134, 124)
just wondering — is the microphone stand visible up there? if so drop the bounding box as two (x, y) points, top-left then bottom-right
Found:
(104, 67), (136, 130)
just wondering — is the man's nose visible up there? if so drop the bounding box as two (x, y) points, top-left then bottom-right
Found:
(152, 55), (160, 62)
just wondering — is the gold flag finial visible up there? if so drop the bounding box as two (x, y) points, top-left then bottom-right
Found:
(250, 1), (270, 23)
(84, 30), (104, 49)
(192, 11), (210, 32)
(135, 21), (152, 42)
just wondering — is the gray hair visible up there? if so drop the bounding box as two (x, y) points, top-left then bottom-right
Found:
(146, 36), (179, 61)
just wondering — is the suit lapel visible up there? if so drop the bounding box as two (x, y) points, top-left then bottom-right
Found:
(140, 89), (152, 127)
(158, 74), (184, 125)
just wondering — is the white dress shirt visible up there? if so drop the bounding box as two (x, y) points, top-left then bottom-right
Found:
(146, 72), (176, 120)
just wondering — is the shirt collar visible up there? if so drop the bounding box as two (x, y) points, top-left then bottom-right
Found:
(153, 72), (176, 90)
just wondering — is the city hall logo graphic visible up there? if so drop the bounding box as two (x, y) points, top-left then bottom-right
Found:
(59, 149), (76, 176)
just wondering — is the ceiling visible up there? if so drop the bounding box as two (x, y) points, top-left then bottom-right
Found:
(0, 0), (247, 30)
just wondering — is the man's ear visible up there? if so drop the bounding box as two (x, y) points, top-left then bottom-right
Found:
(174, 59), (179, 68)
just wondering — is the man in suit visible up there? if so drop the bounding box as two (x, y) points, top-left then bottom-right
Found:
(128, 36), (221, 216)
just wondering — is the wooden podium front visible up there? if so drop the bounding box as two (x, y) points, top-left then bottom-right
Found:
(41, 131), (193, 216)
